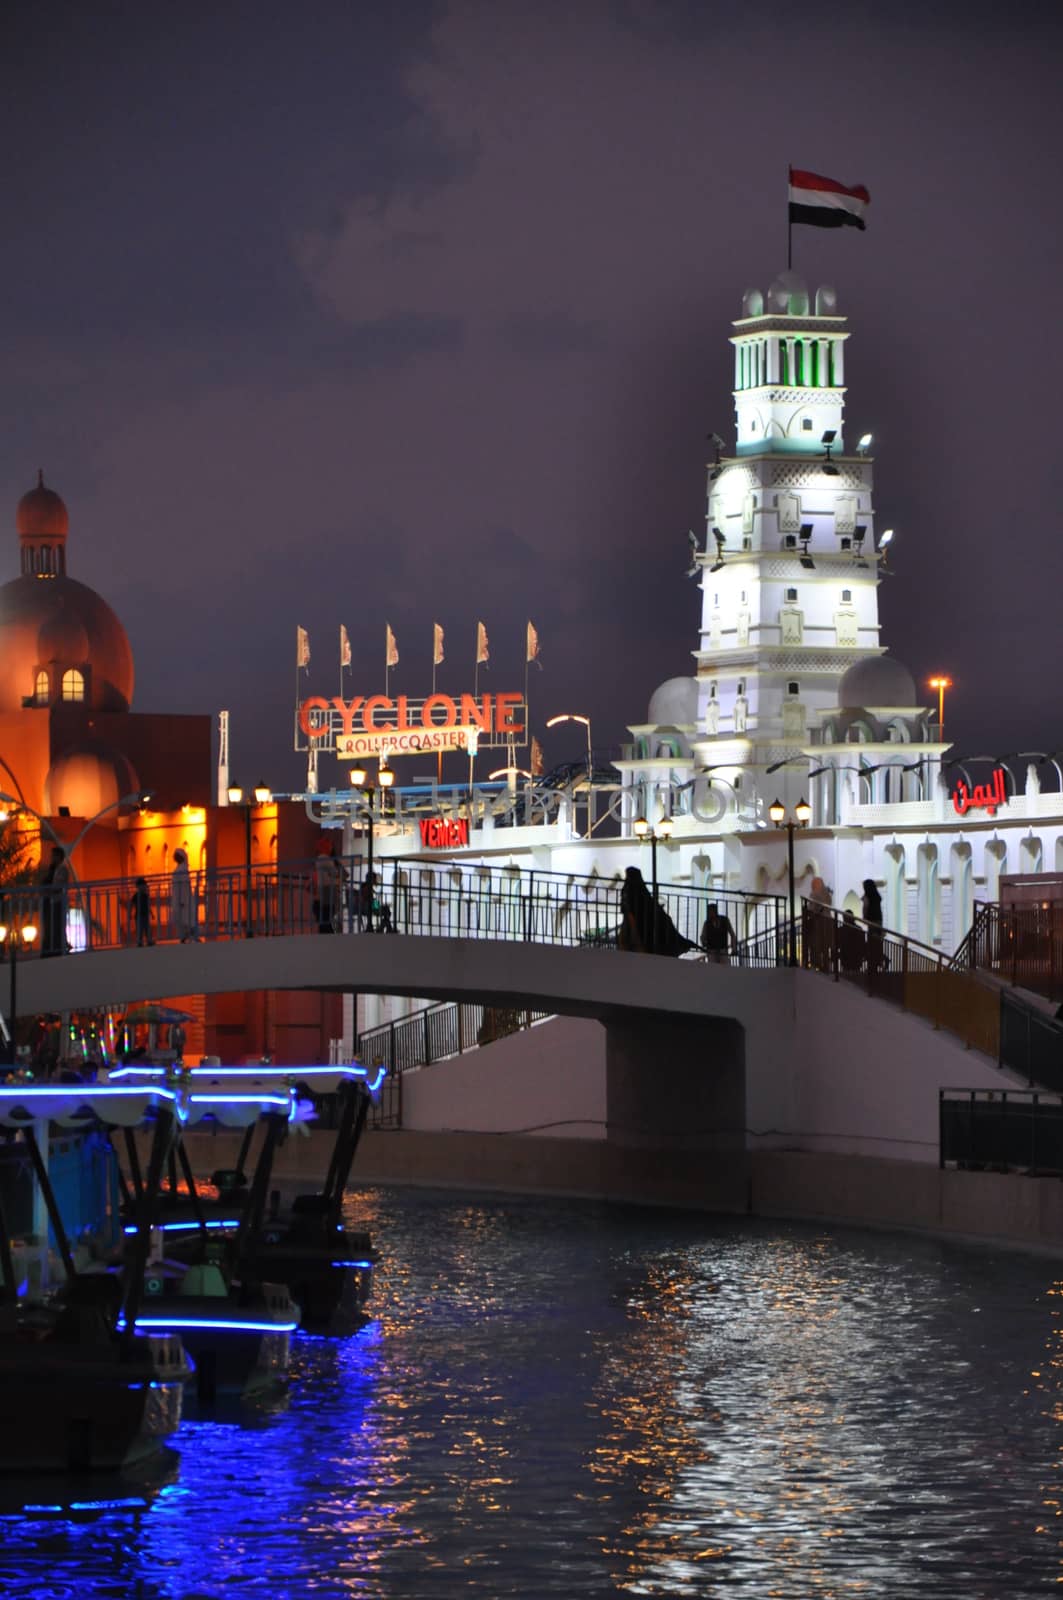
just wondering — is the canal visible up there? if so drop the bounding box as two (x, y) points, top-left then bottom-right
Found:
(1, 1186), (1060, 1597)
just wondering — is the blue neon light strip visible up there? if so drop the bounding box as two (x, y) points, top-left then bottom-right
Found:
(189, 1064), (371, 1080)
(108, 1065), (167, 1080)
(123, 1219), (242, 1235)
(331, 1260), (373, 1269)
(0, 1085), (178, 1103)
(188, 1092), (291, 1110)
(118, 1314), (298, 1334)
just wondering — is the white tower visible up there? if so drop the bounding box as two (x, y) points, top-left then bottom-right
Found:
(692, 272), (885, 819)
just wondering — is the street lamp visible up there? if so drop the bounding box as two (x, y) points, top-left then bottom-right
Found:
(546, 713), (594, 831)
(768, 797), (811, 967)
(349, 764), (394, 933)
(227, 782), (272, 937)
(928, 675), (952, 738)
(632, 813), (674, 951)
(0, 921), (38, 1066)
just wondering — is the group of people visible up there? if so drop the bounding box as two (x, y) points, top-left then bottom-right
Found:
(618, 867), (737, 960)
(313, 850), (394, 934)
(805, 877), (885, 974)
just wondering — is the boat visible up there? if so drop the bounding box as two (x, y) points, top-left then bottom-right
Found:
(111, 1062), (381, 1332)
(0, 1084), (191, 1473)
(114, 1079), (300, 1406)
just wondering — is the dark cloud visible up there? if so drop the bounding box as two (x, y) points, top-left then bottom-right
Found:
(1, 0), (1061, 788)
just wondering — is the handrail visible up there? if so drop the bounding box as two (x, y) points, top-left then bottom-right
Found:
(800, 899), (1001, 1057)
(950, 899), (1063, 1003)
(0, 855), (786, 960)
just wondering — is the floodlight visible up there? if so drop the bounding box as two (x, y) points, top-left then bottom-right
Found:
(821, 429), (837, 444)
(857, 433), (873, 453)
(879, 528), (894, 546)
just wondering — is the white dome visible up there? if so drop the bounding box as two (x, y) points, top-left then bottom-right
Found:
(647, 676), (698, 726)
(838, 655), (918, 710)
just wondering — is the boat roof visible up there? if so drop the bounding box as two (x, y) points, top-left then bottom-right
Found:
(0, 1082), (295, 1130)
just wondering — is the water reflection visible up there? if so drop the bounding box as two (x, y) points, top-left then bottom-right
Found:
(0, 1194), (1060, 1596)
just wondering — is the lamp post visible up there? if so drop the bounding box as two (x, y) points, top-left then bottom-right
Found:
(546, 713), (593, 832)
(0, 920), (38, 1066)
(349, 764), (395, 933)
(768, 797), (811, 967)
(226, 782), (272, 937)
(928, 675), (952, 739)
(632, 813), (674, 952)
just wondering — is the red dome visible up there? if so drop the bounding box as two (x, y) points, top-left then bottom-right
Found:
(0, 575), (134, 712)
(17, 472), (69, 541)
(44, 742), (140, 820)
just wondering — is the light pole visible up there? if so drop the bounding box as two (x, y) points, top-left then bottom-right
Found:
(546, 713), (593, 832)
(227, 782), (272, 937)
(349, 764), (395, 933)
(768, 797), (811, 967)
(632, 813), (674, 952)
(0, 920), (38, 1066)
(928, 675), (952, 739)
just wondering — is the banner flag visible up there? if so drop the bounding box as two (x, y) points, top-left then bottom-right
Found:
(526, 619), (541, 666)
(433, 622), (445, 666)
(386, 623), (399, 668)
(530, 735), (544, 776)
(340, 624), (351, 668)
(788, 167), (870, 231)
(297, 625), (310, 669)
(476, 621), (489, 665)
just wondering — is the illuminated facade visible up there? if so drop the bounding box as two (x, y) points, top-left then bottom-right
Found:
(0, 476), (339, 1063)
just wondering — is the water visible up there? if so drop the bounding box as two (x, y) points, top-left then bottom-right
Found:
(1, 1187), (1061, 1598)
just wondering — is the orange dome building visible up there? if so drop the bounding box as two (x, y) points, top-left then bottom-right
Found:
(0, 473), (338, 1067)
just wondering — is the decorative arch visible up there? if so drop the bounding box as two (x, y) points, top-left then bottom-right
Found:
(984, 838), (1007, 903)
(847, 720), (874, 745)
(1020, 835), (1043, 875)
(885, 843), (907, 934)
(917, 842), (940, 945)
(950, 841), (974, 947)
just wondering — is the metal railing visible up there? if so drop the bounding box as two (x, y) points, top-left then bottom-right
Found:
(998, 991), (1063, 1093)
(0, 859), (785, 961)
(359, 1001), (551, 1079)
(954, 899), (1063, 1003)
(800, 901), (1001, 1057)
(940, 1088), (1063, 1176)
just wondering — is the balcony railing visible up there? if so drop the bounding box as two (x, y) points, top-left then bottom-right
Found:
(953, 899), (1063, 1003)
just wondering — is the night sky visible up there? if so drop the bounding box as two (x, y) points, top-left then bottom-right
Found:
(3, 1), (1061, 790)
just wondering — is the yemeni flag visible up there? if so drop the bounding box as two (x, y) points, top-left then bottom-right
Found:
(789, 168), (870, 231)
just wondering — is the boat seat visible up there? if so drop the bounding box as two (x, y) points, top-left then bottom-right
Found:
(178, 1263), (228, 1298)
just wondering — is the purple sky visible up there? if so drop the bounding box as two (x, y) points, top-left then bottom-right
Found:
(3, 0), (1061, 790)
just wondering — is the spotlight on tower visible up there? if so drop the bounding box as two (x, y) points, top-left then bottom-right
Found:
(857, 432), (873, 454)
(852, 523), (869, 568)
(879, 528), (894, 547)
(798, 523), (815, 570)
(707, 432), (726, 480)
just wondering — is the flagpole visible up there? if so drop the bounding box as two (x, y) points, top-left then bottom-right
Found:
(787, 164), (792, 271)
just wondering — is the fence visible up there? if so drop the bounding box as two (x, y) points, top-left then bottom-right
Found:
(0, 859), (785, 960)
(940, 1088), (1063, 1176)
(954, 900), (1063, 1003)
(800, 902), (1000, 1057)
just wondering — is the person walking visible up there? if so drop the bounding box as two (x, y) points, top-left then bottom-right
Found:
(861, 878), (884, 972)
(700, 902), (736, 964)
(170, 849), (199, 942)
(619, 866), (655, 952)
(313, 847), (343, 934)
(130, 876), (154, 945)
(39, 845), (70, 958)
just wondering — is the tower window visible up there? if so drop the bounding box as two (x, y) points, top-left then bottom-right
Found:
(788, 682), (800, 696)
(709, 682), (717, 699)
(740, 591), (747, 604)
(840, 536), (852, 550)
(61, 668), (85, 703)
(33, 669), (49, 705)
(737, 680), (746, 696)
(802, 417), (813, 431)
(750, 419), (757, 432)
(784, 535), (797, 549)
(841, 588), (852, 603)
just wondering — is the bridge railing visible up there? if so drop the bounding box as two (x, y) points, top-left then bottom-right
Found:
(953, 899), (1063, 1003)
(0, 858), (784, 958)
(940, 1087), (1063, 1175)
(801, 901), (1000, 1057)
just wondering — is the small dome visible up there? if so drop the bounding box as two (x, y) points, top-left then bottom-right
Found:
(838, 655), (918, 710)
(17, 472), (69, 541)
(44, 743), (140, 820)
(647, 676), (699, 726)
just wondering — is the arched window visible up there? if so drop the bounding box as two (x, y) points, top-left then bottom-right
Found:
(33, 669), (49, 705)
(61, 668), (85, 703)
